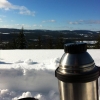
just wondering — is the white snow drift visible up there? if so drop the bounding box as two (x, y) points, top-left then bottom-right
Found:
(0, 50), (100, 100)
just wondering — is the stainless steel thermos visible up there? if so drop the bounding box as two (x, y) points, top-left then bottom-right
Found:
(55, 43), (100, 100)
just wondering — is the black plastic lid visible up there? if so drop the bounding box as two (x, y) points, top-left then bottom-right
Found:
(64, 43), (87, 54)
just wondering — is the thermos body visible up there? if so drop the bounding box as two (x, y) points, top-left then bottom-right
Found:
(58, 80), (98, 100)
(55, 43), (100, 100)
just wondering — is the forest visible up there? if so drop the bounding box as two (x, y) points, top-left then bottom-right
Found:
(0, 28), (100, 49)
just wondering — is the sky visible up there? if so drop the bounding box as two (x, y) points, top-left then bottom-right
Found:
(0, 0), (100, 31)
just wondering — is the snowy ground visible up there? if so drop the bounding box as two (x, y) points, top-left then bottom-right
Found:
(0, 50), (100, 100)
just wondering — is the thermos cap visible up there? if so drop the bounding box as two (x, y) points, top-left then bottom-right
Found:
(55, 43), (99, 82)
(64, 43), (87, 54)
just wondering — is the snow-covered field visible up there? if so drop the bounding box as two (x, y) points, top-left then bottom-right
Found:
(0, 50), (100, 100)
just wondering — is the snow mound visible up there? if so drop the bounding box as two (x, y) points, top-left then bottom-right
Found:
(0, 50), (100, 100)
(24, 59), (38, 65)
(14, 60), (24, 64)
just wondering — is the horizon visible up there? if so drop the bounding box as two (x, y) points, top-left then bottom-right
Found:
(0, 0), (100, 31)
(0, 27), (100, 32)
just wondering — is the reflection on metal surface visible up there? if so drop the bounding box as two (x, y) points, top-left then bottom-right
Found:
(58, 80), (98, 100)
(59, 52), (95, 74)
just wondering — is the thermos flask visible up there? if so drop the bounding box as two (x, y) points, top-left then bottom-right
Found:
(55, 43), (100, 100)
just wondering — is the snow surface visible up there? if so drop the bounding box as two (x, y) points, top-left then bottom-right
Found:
(0, 50), (100, 100)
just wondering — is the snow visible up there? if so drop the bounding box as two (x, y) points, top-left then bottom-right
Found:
(0, 49), (100, 100)
(2, 33), (10, 34)
(76, 41), (97, 44)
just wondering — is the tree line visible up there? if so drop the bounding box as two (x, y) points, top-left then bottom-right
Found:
(0, 28), (100, 49)
(0, 28), (66, 49)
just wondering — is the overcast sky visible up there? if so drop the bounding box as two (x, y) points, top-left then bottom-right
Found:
(0, 0), (100, 31)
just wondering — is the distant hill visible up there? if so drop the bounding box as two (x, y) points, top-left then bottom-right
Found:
(0, 28), (100, 42)
(0, 28), (99, 34)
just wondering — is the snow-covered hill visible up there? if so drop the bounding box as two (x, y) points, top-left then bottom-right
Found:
(0, 50), (100, 100)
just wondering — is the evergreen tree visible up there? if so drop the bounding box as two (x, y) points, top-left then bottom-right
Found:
(47, 36), (53, 49)
(28, 42), (35, 49)
(0, 34), (2, 49)
(10, 38), (17, 49)
(37, 35), (42, 49)
(94, 34), (100, 49)
(56, 34), (64, 49)
(16, 27), (27, 49)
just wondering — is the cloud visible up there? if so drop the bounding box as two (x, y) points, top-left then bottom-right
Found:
(69, 21), (80, 25)
(86, 20), (100, 24)
(18, 6), (35, 16)
(68, 20), (100, 25)
(49, 20), (56, 22)
(0, 0), (12, 10)
(0, 0), (35, 16)
(33, 24), (42, 28)
(42, 20), (56, 23)
(0, 24), (43, 29)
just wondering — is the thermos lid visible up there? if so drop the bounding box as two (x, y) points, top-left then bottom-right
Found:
(64, 43), (87, 54)
(55, 43), (99, 82)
